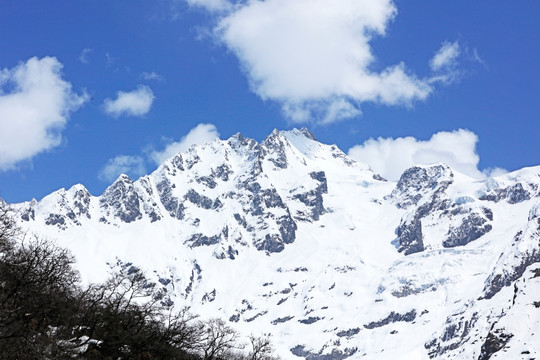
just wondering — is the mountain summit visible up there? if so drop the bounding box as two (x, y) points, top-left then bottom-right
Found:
(11, 128), (540, 359)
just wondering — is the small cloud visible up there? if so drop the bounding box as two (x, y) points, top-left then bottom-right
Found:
(430, 41), (460, 72)
(98, 155), (146, 182)
(105, 53), (118, 67)
(348, 129), (504, 181)
(103, 85), (155, 117)
(185, 0), (231, 12)
(0, 56), (88, 171)
(483, 167), (508, 178)
(79, 48), (93, 64)
(140, 71), (165, 82)
(471, 48), (488, 69)
(428, 41), (463, 85)
(150, 123), (219, 165)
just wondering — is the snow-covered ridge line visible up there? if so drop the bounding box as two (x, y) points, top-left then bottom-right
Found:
(8, 128), (540, 359)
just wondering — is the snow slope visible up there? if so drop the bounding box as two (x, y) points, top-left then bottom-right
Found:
(11, 128), (540, 359)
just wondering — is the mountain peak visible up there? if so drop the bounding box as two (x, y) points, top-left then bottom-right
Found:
(264, 127), (317, 142)
(115, 173), (133, 183)
(297, 127), (317, 140)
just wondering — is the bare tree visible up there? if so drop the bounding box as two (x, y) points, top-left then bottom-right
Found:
(0, 236), (80, 358)
(198, 318), (244, 360)
(0, 202), (17, 253)
(246, 334), (279, 360)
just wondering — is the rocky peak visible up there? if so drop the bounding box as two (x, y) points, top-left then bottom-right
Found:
(390, 164), (454, 209)
(261, 129), (291, 169)
(100, 174), (142, 224)
(298, 127), (317, 140)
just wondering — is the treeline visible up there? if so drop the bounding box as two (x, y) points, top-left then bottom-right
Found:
(0, 205), (279, 360)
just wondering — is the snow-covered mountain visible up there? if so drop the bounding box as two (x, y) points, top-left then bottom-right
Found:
(11, 128), (540, 359)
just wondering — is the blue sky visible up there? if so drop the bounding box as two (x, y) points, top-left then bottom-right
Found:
(0, 0), (538, 203)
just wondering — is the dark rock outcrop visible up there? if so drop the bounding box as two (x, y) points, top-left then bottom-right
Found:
(290, 345), (357, 360)
(425, 312), (478, 358)
(391, 165), (454, 209)
(396, 218), (424, 255)
(100, 175), (142, 223)
(443, 208), (493, 247)
(364, 310), (417, 329)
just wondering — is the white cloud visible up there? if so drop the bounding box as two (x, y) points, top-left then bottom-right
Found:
(483, 167), (508, 178)
(98, 155), (146, 182)
(348, 129), (505, 181)
(79, 48), (93, 64)
(150, 123), (220, 165)
(472, 48), (487, 68)
(185, 0), (231, 12)
(140, 71), (165, 82)
(103, 85), (155, 117)
(0, 56), (88, 171)
(430, 41), (460, 71)
(210, 0), (432, 123)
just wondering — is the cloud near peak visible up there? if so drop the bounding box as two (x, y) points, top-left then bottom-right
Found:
(150, 123), (220, 165)
(98, 155), (146, 183)
(348, 129), (506, 181)
(98, 123), (220, 182)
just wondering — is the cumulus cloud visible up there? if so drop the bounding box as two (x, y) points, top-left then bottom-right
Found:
(0, 56), (88, 171)
(103, 85), (155, 117)
(98, 155), (146, 182)
(348, 129), (506, 181)
(150, 123), (220, 165)
(430, 41), (460, 71)
(204, 0), (433, 123)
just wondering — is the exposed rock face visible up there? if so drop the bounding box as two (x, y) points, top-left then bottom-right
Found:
(72, 186), (92, 220)
(478, 328), (513, 360)
(443, 208), (493, 248)
(396, 218), (424, 255)
(391, 165), (455, 255)
(364, 310), (417, 329)
(185, 233), (222, 248)
(290, 345), (358, 360)
(293, 171), (328, 221)
(494, 213), (539, 299)
(184, 189), (221, 210)
(425, 311), (479, 358)
(479, 182), (537, 204)
(482, 211), (540, 300)
(262, 129), (290, 169)
(390, 165), (453, 209)
(100, 175), (143, 223)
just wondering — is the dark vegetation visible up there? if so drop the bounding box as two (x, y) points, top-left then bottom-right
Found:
(0, 204), (279, 359)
